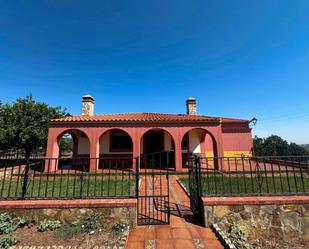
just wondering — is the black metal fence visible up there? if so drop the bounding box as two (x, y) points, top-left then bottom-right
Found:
(1, 154), (308, 200)
(0, 157), (137, 200)
(190, 156), (309, 197)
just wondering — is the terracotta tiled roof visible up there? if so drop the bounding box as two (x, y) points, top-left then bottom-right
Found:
(50, 112), (249, 124)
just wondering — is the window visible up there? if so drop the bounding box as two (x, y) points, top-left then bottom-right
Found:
(110, 130), (132, 152)
(182, 133), (189, 150)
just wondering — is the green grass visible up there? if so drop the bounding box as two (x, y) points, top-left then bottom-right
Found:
(180, 173), (309, 196)
(0, 174), (136, 199)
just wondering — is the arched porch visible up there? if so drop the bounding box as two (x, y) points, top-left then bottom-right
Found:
(139, 128), (175, 170)
(98, 129), (134, 171)
(181, 128), (219, 170)
(45, 124), (223, 172)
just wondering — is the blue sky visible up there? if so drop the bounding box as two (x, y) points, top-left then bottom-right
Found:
(0, 1), (308, 144)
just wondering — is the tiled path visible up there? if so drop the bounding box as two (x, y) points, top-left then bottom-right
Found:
(126, 175), (224, 249)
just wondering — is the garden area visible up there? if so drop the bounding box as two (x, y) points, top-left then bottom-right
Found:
(0, 212), (129, 249)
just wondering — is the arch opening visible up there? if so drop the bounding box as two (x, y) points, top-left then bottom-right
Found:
(56, 129), (90, 171)
(181, 128), (218, 170)
(98, 129), (133, 170)
(140, 128), (175, 170)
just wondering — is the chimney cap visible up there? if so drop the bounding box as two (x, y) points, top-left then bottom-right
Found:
(186, 97), (196, 101)
(82, 94), (94, 102)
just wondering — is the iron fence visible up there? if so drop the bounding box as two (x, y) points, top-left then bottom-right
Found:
(189, 155), (309, 197)
(0, 157), (137, 200)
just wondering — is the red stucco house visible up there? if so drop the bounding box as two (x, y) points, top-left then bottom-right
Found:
(45, 95), (253, 172)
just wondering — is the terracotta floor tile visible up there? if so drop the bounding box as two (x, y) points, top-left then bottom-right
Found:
(126, 241), (145, 249)
(188, 227), (201, 239)
(128, 228), (145, 241)
(170, 217), (186, 228)
(155, 227), (173, 240)
(174, 239), (196, 249)
(144, 228), (156, 240)
(203, 239), (224, 249)
(197, 228), (218, 240)
(156, 239), (174, 249)
(171, 228), (192, 239)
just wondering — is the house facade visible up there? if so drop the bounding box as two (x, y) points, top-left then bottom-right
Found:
(45, 95), (253, 172)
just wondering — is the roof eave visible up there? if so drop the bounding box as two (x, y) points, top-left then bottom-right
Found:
(49, 119), (221, 125)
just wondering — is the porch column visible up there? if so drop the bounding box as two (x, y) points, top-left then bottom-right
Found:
(89, 136), (99, 172)
(132, 133), (140, 172)
(174, 136), (183, 172)
(215, 128), (224, 171)
(44, 128), (59, 173)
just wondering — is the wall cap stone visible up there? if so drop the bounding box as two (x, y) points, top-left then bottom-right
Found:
(0, 198), (137, 209)
(202, 196), (309, 206)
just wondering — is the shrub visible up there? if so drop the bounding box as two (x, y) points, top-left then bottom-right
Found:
(112, 220), (128, 234)
(56, 223), (82, 240)
(0, 234), (18, 249)
(81, 214), (102, 234)
(226, 223), (252, 249)
(37, 219), (61, 232)
(0, 213), (34, 234)
(0, 213), (14, 235)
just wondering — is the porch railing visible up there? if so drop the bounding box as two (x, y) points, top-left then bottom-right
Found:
(0, 157), (137, 200)
(189, 156), (309, 197)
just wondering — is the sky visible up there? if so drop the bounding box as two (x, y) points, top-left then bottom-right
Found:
(0, 0), (308, 144)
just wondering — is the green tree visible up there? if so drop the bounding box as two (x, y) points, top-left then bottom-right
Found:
(59, 134), (73, 156)
(289, 142), (308, 156)
(262, 135), (290, 156)
(0, 95), (66, 157)
(252, 136), (265, 156)
(253, 135), (308, 156)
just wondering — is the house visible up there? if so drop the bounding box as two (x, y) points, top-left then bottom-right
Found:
(45, 95), (253, 172)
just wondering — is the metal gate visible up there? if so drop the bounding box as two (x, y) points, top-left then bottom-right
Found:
(188, 155), (203, 223)
(137, 151), (170, 225)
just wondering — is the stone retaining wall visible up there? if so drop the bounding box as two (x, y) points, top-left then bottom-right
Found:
(202, 196), (309, 241)
(0, 199), (137, 229)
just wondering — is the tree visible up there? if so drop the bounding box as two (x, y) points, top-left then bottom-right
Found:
(0, 95), (66, 157)
(262, 135), (290, 156)
(253, 135), (308, 156)
(289, 142), (308, 156)
(252, 136), (265, 156)
(59, 134), (73, 156)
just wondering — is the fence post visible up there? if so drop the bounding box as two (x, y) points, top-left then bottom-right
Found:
(21, 158), (30, 199)
(195, 155), (202, 198)
(135, 157), (139, 198)
(79, 160), (84, 197)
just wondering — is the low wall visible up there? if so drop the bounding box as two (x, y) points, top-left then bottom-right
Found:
(202, 196), (309, 241)
(0, 198), (137, 229)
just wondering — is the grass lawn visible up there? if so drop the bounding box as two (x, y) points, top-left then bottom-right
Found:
(0, 173), (136, 199)
(180, 174), (309, 196)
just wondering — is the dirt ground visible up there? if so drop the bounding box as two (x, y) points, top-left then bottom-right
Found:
(15, 227), (125, 248)
(251, 236), (309, 249)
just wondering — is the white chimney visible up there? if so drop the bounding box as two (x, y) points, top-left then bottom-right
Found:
(81, 95), (94, 116)
(186, 97), (197, 115)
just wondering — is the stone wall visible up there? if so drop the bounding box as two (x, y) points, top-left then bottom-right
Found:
(203, 197), (309, 241)
(0, 199), (137, 229)
(2, 206), (136, 229)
